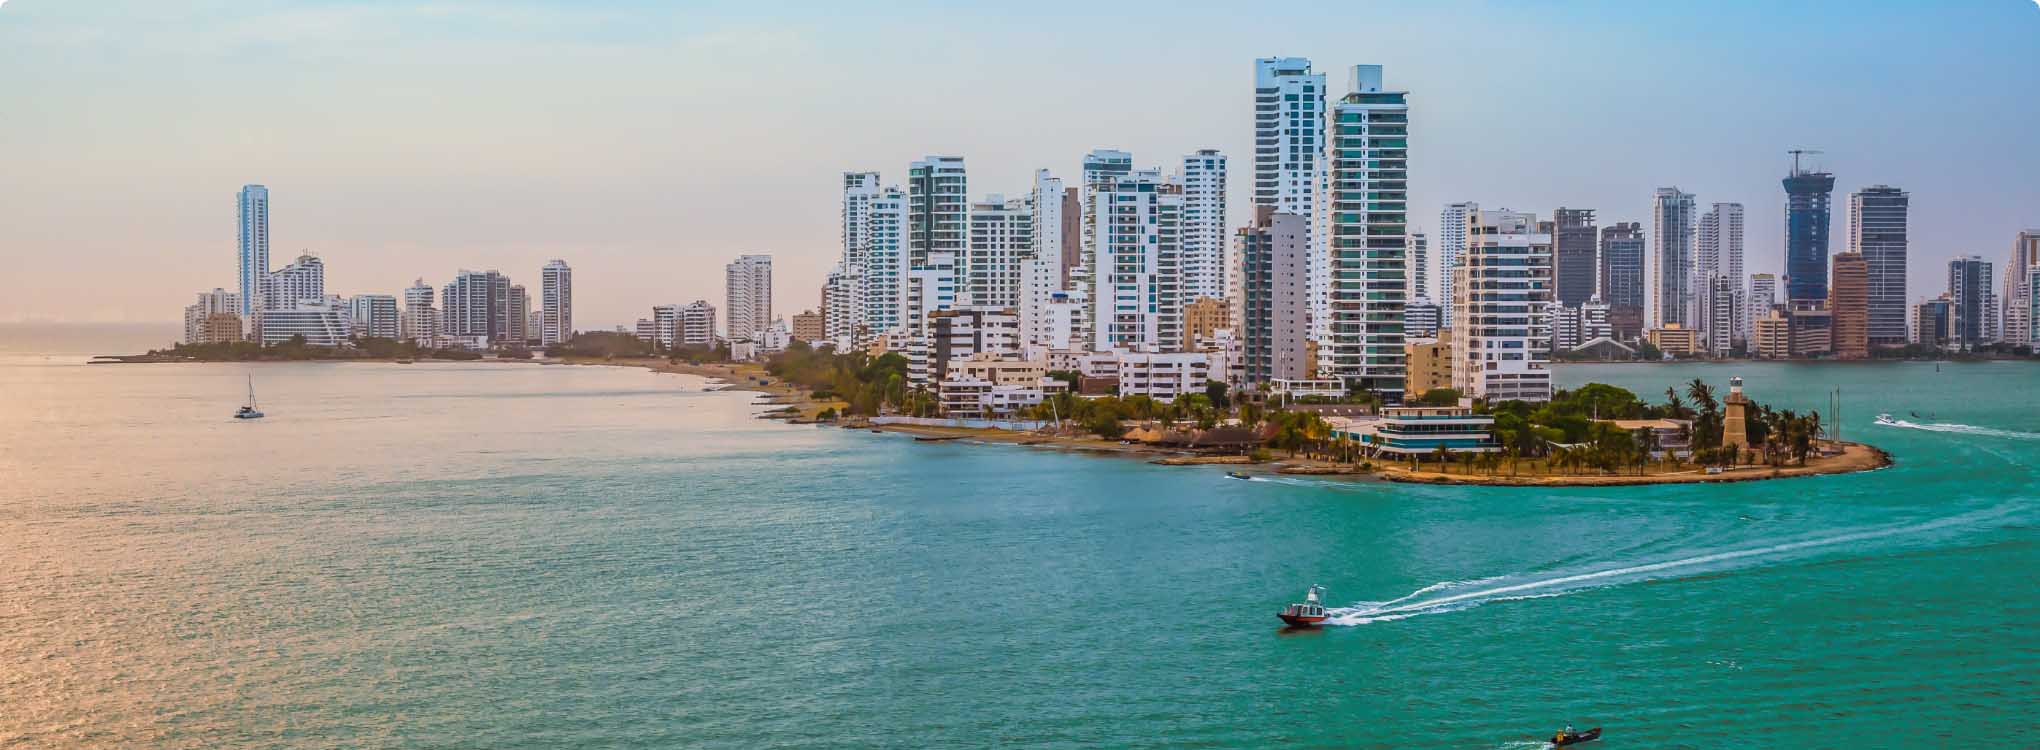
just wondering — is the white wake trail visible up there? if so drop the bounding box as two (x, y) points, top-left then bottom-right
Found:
(1873, 418), (2040, 441)
(1325, 505), (2011, 626)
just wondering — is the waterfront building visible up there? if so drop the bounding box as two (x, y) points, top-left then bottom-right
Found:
(1406, 232), (1431, 304)
(2027, 267), (2040, 349)
(679, 300), (717, 347)
(401, 279), (437, 347)
(1912, 295), (1953, 349)
(1789, 302), (1833, 358)
(1178, 150), (1228, 303)
(1112, 350), (1212, 403)
(1846, 186), (1909, 347)
(1748, 274), (1778, 336)
(1437, 202), (1477, 331)
(1089, 169), (1183, 352)
(506, 284), (530, 345)
(2004, 230), (2040, 346)
(1449, 209), (1552, 402)
(1552, 208), (1598, 307)
(908, 156), (967, 265)
(1019, 171), (1070, 347)
(540, 259), (572, 346)
(863, 187), (910, 339)
(263, 253), (325, 311)
(1077, 148), (1135, 289)
(1598, 221), (1646, 339)
(1650, 187), (1697, 330)
(822, 266), (851, 345)
(1783, 158), (1837, 303)
(1648, 324), (1701, 357)
(348, 294), (399, 340)
(634, 317), (656, 343)
(1697, 202), (1745, 348)
(259, 298), (351, 347)
(920, 307), (1023, 385)
(1404, 336), (1452, 399)
(529, 311), (544, 346)
(237, 184), (270, 327)
(1236, 207), (1311, 386)
(1336, 405), (1498, 457)
(1752, 308), (1792, 359)
(1403, 298), (1440, 339)
(441, 270), (512, 345)
(1253, 58), (1327, 342)
(725, 254), (772, 343)
(1828, 252), (1870, 359)
(1947, 256), (1997, 349)
(1324, 64), (1410, 398)
(964, 194), (1031, 310)
(839, 172), (882, 339)
(183, 289), (241, 345)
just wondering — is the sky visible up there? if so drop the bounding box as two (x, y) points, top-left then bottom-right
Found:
(1, 0), (2037, 330)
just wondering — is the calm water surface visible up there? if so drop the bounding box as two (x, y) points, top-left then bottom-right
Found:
(2, 354), (2035, 748)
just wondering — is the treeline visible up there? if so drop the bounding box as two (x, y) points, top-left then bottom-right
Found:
(152, 336), (483, 361)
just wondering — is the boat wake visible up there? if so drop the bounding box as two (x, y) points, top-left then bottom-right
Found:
(1872, 417), (2040, 441)
(1324, 505), (2013, 626)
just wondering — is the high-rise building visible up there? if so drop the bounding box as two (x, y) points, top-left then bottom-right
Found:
(839, 172), (883, 341)
(1406, 232), (1430, 303)
(1552, 208), (1598, 307)
(725, 254), (772, 343)
(1323, 64), (1409, 399)
(441, 270), (510, 345)
(908, 252), (959, 339)
(506, 284), (530, 345)
(259, 298), (351, 347)
(791, 310), (825, 344)
(1748, 273), (1778, 334)
(863, 187), (910, 338)
(1237, 207), (1310, 385)
(679, 300), (718, 347)
(1450, 209), (1553, 402)
(907, 156), (967, 265)
(263, 252), (325, 311)
(1598, 221), (1646, 339)
(183, 289), (241, 345)
(1077, 148), (1134, 290)
(1783, 157), (1837, 303)
(1697, 202), (1745, 348)
(2003, 230), (2040, 346)
(1650, 187), (1697, 330)
(1847, 185), (1909, 347)
(964, 194), (1030, 309)
(1912, 295), (1953, 348)
(401, 279), (437, 346)
(1178, 150), (1228, 303)
(1090, 169), (1183, 352)
(1020, 171), (1073, 348)
(348, 294), (399, 340)
(540, 259), (573, 346)
(1060, 186), (1082, 285)
(1252, 58), (1327, 344)
(237, 184), (270, 326)
(1403, 298), (1440, 339)
(1947, 256), (1997, 349)
(1437, 202), (1477, 330)
(1752, 308), (1793, 359)
(1828, 252), (1869, 359)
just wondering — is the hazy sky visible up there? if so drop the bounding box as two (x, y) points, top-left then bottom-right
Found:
(2, 0), (2036, 329)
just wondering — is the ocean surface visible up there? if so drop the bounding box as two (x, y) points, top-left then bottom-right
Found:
(1, 349), (2035, 748)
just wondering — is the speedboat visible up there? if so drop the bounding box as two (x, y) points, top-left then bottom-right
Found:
(234, 375), (265, 420)
(1874, 413), (1897, 425)
(1226, 471), (1251, 481)
(1276, 584), (1329, 627)
(1549, 726), (1601, 746)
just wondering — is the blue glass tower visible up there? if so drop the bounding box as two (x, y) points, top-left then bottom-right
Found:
(1783, 164), (1835, 303)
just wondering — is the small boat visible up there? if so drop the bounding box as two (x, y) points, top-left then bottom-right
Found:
(234, 375), (265, 420)
(1276, 584), (1329, 627)
(1874, 413), (1898, 425)
(1226, 471), (1252, 481)
(394, 358), (414, 364)
(1549, 726), (1601, 746)
(914, 435), (963, 442)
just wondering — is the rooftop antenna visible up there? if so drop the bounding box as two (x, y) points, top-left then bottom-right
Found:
(1788, 149), (1825, 176)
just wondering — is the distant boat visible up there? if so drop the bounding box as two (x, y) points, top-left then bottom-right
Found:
(1226, 471), (1252, 481)
(1549, 725), (1602, 746)
(1276, 584), (1329, 627)
(394, 358), (415, 364)
(234, 375), (265, 420)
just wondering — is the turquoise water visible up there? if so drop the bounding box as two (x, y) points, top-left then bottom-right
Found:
(2, 355), (2035, 748)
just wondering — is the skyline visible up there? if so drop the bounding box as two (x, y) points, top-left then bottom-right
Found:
(3, 1), (2038, 328)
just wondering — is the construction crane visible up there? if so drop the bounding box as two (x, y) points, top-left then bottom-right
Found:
(1788, 148), (1825, 176)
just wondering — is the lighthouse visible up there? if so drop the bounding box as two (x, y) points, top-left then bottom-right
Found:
(1722, 376), (1752, 462)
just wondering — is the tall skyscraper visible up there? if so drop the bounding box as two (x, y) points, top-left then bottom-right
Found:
(863, 187), (910, 337)
(401, 278), (437, 346)
(1450, 209), (1553, 402)
(506, 284), (530, 345)
(1323, 64), (1408, 398)
(1697, 202), (1745, 346)
(1828, 252), (1869, 359)
(1783, 155), (1837, 303)
(1552, 208), (1598, 307)
(1177, 149), (1228, 303)
(907, 156), (967, 265)
(1598, 222), (1647, 340)
(1947, 256), (1996, 349)
(1846, 185), (1909, 347)
(1021, 171), (1072, 348)
(1090, 169), (1183, 352)
(725, 254), (773, 343)
(1252, 58), (1327, 344)
(541, 259), (573, 346)
(442, 270), (510, 344)
(2001, 230), (2039, 346)
(264, 253), (325, 310)
(1237, 206), (1310, 385)
(963, 194), (1029, 309)
(1650, 187), (1698, 330)
(1076, 148), (1134, 290)
(839, 171), (882, 341)
(1437, 202), (1477, 330)
(237, 184), (270, 325)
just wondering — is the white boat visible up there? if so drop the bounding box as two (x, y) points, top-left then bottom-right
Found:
(234, 375), (265, 420)
(1874, 413), (1897, 425)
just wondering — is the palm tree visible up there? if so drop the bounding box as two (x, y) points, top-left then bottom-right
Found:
(1663, 388), (1691, 420)
(1686, 378), (1718, 414)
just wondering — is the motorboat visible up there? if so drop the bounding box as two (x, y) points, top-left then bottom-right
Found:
(1226, 471), (1251, 481)
(1549, 726), (1601, 746)
(234, 375), (265, 420)
(1874, 413), (1898, 425)
(1276, 584), (1329, 627)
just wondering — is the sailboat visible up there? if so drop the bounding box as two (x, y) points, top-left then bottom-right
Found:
(234, 375), (265, 420)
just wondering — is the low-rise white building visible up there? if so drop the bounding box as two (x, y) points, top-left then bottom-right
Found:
(258, 297), (352, 347)
(1114, 350), (1211, 403)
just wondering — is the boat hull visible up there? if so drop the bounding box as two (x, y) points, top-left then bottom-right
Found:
(1553, 728), (1602, 746)
(1277, 613), (1328, 627)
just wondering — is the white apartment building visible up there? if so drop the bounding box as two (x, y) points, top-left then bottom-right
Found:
(348, 294), (399, 339)
(1114, 350), (1212, 403)
(1748, 273), (1778, 328)
(1407, 232), (1430, 304)
(1697, 202), (1745, 348)
(908, 252), (959, 338)
(1323, 64), (1410, 399)
(1019, 170), (1071, 349)
(1252, 58), (1327, 344)
(259, 297), (351, 347)
(1451, 209), (1553, 402)
(1177, 149), (1228, 303)
(1090, 170), (1184, 353)
(2003, 230), (2039, 346)
(839, 171), (881, 340)
(1437, 202), (1476, 332)
(725, 254), (772, 343)
(863, 187), (910, 339)
(183, 288), (241, 344)
(1077, 149), (1135, 291)
(540, 259), (573, 346)
(401, 279), (438, 346)
(679, 300), (717, 347)
(263, 253), (325, 310)
(1707, 276), (1739, 357)
(965, 195), (1030, 309)
(908, 156), (967, 265)
(1650, 187), (1698, 330)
